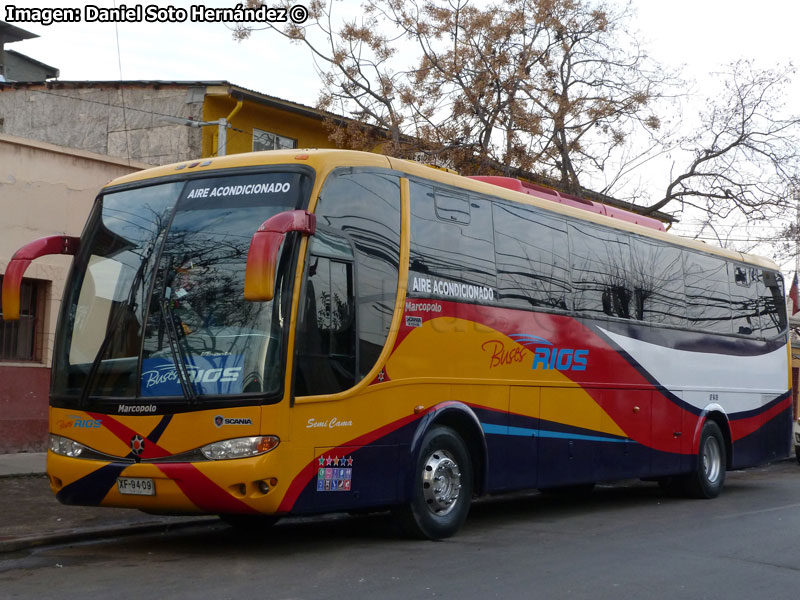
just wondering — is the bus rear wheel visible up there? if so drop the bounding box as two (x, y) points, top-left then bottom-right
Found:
(684, 421), (726, 499)
(396, 426), (473, 540)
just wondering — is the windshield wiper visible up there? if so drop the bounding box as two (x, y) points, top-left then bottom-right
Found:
(160, 291), (197, 403)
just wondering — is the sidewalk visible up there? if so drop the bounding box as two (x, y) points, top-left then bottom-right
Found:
(0, 452), (216, 553)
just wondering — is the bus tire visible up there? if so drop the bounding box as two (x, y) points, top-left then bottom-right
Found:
(795, 446), (800, 465)
(396, 426), (473, 540)
(684, 421), (726, 499)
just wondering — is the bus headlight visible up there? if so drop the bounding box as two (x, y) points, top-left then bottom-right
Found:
(201, 436), (280, 460)
(49, 434), (86, 458)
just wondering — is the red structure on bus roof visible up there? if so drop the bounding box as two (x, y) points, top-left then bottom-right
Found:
(466, 176), (665, 232)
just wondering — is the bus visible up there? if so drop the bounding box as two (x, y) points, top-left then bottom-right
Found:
(2, 149), (791, 539)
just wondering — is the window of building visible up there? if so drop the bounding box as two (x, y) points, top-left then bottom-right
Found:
(252, 128), (297, 152)
(0, 276), (46, 362)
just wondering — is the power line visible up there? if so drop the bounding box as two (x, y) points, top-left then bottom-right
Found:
(19, 87), (257, 141)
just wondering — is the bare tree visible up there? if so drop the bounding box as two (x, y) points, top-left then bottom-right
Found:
(236, 0), (668, 180)
(235, 0), (411, 152)
(235, 2), (799, 230)
(519, 0), (667, 194)
(645, 61), (800, 222)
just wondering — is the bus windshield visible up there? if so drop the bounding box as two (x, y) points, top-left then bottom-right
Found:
(53, 170), (310, 402)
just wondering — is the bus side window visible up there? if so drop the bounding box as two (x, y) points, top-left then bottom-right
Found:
(730, 265), (760, 336)
(295, 233), (357, 396)
(312, 169), (402, 381)
(757, 269), (787, 338)
(684, 252), (732, 335)
(629, 237), (686, 327)
(493, 202), (571, 311)
(409, 180), (496, 291)
(568, 224), (633, 319)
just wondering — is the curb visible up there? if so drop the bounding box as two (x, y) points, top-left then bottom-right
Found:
(0, 517), (219, 554)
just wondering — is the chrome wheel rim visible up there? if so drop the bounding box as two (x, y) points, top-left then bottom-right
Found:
(702, 436), (722, 484)
(421, 449), (462, 516)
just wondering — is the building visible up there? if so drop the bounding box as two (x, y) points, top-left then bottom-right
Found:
(0, 80), (352, 165)
(0, 21), (59, 82)
(0, 134), (149, 452)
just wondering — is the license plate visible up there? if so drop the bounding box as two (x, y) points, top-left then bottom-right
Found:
(117, 477), (155, 496)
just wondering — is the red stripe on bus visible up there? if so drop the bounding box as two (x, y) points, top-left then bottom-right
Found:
(729, 396), (793, 442)
(88, 412), (171, 459)
(156, 463), (258, 514)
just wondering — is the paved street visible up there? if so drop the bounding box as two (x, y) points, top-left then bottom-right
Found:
(2, 461), (799, 600)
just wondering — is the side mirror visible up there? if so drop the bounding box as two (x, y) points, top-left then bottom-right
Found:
(2, 235), (79, 321)
(244, 210), (316, 301)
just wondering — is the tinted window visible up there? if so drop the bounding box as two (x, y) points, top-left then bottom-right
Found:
(493, 202), (570, 310)
(729, 265), (761, 336)
(295, 231), (356, 395)
(314, 169), (401, 379)
(140, 174), (305, 398)
(409, 180), (496, 298)
(569, 224), (633, 319)
(629, 237), (686, 326)
(54, 183), (183, 397)
(684, 252), (731, 334)
(757, 270), (787, 338)
(435, 190), (471, 224)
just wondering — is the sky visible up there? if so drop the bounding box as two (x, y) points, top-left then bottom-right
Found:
(5, 1), (799, 104)
(4, 0), (800, 265)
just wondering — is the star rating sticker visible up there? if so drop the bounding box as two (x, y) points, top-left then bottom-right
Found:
(319, 456), (325, 466)
(347, 456), (353, 466)
(333, 456), (340, 466)
(325, 456), (333, 466)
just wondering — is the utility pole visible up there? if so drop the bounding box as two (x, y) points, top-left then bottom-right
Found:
(216, 118), (228, 157)
(159, 116), (230, 156)
(795, 181), (800, 281)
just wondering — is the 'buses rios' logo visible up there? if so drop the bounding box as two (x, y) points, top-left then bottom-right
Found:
(57, 415), (102, 430)
(481, 334), (589, 372)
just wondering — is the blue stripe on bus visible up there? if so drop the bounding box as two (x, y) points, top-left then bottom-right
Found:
(481, 422), (628, 443)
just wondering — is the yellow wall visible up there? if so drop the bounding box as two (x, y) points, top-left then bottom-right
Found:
(201, 93), (340, 158)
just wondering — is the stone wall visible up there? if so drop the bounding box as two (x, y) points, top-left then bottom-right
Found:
(0, 83), (205, 165)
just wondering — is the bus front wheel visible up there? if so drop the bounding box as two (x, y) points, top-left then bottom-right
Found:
(684, 421), (726, 499)
(396, 426), (473, 540)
